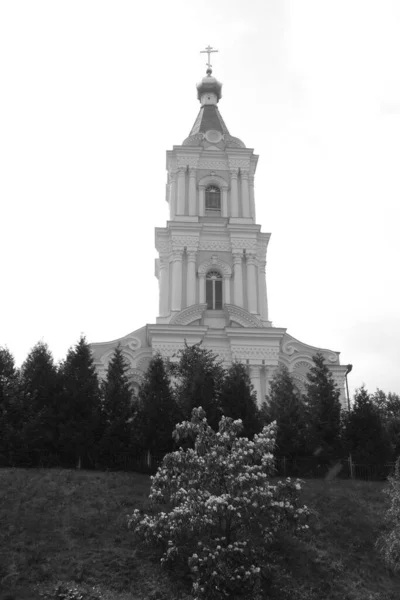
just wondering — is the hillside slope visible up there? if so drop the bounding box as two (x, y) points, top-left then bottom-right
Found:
(0, 469), (399, 600)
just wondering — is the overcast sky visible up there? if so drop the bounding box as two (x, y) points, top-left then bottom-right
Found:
(1, 0), (399, 397)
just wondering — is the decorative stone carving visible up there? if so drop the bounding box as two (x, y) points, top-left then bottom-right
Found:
(224, 134), (245, 148)
(198, 159), (228, 171)
(246, 253), (257, 267)
(231, 238), (257, 252)
(198, 256), (232, 278)
(177, 156), (199, 169)
(171, 303), (207, 325)
(231, 346), (280, 361)
(171, 236), (199, 251)
(155, 240), (172, 254)
(292, 360), (313, 370)
(228, 158), (251, 169)
(137, 356), (151, 371)
(152, 342), (187, 356)
(256, 233), (270, 261)
(124, 336), (142, 351)
(126, 368), (145, 381)
(282, 341), (297, 356)
(204, 346), (232, 363)
(282, 337), (339, 364)
(199, 240), (231, 252)
(224, 304), (264, 328)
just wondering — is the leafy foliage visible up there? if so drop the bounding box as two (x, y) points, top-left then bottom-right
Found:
(264, 365), (307, 457)
(376, 457), (400, 573)
(129, 408), (309, 600)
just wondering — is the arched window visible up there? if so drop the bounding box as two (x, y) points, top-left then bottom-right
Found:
(206, 270), (223, 310)
(205, 185), (221, 215)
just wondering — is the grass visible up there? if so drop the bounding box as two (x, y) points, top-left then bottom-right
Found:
(0, 468), (399, 600)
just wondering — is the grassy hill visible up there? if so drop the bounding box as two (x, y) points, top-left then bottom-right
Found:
(0, 468), (399, 600)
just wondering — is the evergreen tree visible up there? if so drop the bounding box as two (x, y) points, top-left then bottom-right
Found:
(135, 353), (178, 454)
(19, 341), (61, 464)
(219, 362), (262, 439)
(58, 335), (102, 468)
(0, 347), (21, 465)
(264, 365), (307, 457)
(171, 342), (225, 431)
(343, 386), (391, 464)
(371, 389), (400, 461)
(305, 352), (342, 458)
(99, 345), (135, 463)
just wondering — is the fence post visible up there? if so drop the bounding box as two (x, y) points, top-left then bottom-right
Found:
(283, 456), (286, 477)
(348, 454), (354, 479)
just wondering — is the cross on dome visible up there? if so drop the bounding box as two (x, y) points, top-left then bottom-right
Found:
(200, 45), (218, 72)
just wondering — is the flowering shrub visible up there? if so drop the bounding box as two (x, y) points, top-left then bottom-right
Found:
(376, 456), (400, 572)
(128, 407), (310, 599)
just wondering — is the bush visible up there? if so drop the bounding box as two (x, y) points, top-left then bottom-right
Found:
(128, 407), (310, 600)
(376, 456), (400, 572)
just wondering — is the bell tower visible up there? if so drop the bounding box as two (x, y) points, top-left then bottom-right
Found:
(90, 49), (349, 407)
(155, 61), (271, 330)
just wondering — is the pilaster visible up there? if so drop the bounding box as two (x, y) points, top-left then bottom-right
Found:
(171, 250), (183, 311)
(158, 256), (170, 316)
(176, 167), (186, 215)
(232, 251), (244, 307)
(186, 250), (197, 306)
(246, 253), (258, 314)
(230, 169), (239, 217)
(188, 168), (197, 216)
(240, 170), (250, 218)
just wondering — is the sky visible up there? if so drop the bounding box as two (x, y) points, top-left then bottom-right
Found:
(0, 0), (399, 398)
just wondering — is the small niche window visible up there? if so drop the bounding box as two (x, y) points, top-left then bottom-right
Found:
(206, 270), (223, 310)
(205, 185), (221, 215)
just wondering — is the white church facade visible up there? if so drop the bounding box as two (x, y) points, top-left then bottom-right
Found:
(90, 61), (349, 406)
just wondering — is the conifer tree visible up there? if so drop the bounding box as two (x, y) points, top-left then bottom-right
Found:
(264, 365), (307, 457)
(19, 341), (61, 464)
(135, 353), (178, 454)
(344, 386), (391, 464)
(58, 335), (102, 468)
(99, 345), (135, 463)
(171, 342), (225, 431)
(219, 362), (262, 439)
(305, 352), (342, 458)
(0, 347), (21, 465)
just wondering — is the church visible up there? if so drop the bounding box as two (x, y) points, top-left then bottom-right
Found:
(90, 51), (349, 407)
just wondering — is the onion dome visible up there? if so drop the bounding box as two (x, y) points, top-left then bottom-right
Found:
(196, 67), (222, 105)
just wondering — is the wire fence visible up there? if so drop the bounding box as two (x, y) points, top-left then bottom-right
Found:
(274, 456), (397, 481)
(1, 448), (397, 481)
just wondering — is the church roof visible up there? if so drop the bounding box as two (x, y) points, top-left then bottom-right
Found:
(189, 104), (230, 136)
(182, 67), (246, 149)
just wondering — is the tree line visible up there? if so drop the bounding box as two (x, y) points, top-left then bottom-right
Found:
(0, 337), (399, 470)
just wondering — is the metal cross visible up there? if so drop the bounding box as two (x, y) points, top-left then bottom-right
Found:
(200, 45), (218, 69)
